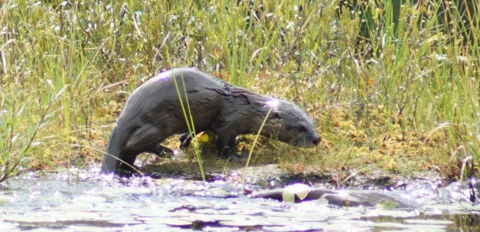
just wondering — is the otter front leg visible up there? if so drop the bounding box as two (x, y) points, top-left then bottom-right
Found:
(216, 136), (235, 157)
(215, 136), (245, 159)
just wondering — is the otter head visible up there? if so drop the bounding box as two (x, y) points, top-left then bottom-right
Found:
(263, 99), (320, 148)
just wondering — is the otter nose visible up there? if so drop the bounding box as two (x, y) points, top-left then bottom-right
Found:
(313, 134), (321, 146)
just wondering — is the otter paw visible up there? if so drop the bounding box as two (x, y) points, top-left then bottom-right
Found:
(148, 144), (174, 158)
(179, 133), (193, 149)
(228, 152), (250, 161)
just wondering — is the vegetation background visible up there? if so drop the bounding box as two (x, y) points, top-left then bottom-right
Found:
(1, 0), (478, 182)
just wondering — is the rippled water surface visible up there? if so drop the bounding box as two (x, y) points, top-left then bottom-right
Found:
(1, 168), (479, 231)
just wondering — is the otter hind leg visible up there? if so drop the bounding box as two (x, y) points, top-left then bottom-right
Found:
(126, 125), (164, 150)
(115, 155), (138, 177)
(120, 124), (167, 168)
(145, 144), (174, 158)
(179, 133), (193, 149)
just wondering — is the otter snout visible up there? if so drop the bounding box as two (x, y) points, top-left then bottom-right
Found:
(312, 134), (321, 146)
(293, 132), (321, 148)
(306, 133), (321, 147)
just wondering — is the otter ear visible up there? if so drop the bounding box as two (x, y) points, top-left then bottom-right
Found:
(271, 111), (281, 119)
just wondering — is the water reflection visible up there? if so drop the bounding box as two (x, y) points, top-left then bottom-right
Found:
(0, 168), (479, 231)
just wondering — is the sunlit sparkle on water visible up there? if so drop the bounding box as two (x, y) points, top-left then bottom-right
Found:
(0, 168), (479, 231)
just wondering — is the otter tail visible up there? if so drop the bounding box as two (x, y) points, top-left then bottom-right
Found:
(101, 126), (122, 174)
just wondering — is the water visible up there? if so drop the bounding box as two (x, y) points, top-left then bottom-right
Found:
(1, 168), (479, 231)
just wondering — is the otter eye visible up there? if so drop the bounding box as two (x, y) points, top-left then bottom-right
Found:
(299, 125), (307, 132)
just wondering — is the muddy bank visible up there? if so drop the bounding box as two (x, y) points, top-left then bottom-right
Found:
(140, 153), (444, 190)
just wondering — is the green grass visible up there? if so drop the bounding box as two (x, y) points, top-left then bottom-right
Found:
(1, 0), (479, 182)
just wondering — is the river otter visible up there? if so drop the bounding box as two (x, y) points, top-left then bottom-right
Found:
(101, 68), (320, 175)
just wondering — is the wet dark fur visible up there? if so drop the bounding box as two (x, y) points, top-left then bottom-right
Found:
(101, 68), (320, 175)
